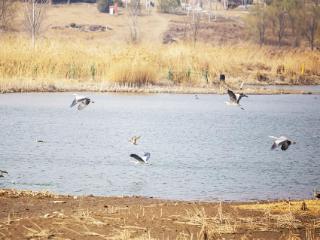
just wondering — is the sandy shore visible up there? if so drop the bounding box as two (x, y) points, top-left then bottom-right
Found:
(0, 189), (319, 239)
(0, 82), (319, 95)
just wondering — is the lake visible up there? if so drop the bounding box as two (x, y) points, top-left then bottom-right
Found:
(0, 93), (319, 201)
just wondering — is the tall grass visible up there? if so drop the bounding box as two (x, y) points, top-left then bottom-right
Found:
(0, 35), (319, 91)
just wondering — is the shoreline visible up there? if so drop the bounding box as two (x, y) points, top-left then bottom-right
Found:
(1, 188), (319, 239)
(1, 84), (319, 95)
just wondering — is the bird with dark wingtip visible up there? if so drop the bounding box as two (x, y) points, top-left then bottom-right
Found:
(225, 89), (248, 110)
(269, 136), (296, 151)
(70, 94), (94, 110)
(130, 152), (151, 164)
(0, 170), (8, 178)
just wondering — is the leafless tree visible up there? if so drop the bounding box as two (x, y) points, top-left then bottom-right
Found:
(191, 9), (201, 46)
(269, 1), (288, 47)
(304, 0), (320, 50)
(128, 0), (140, 43)
(249, 3), (268, 46)
(0, 0), (17, 31)
(24, 0), (48, 48)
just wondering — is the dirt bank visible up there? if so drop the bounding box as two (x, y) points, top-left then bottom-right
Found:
(0, 189), (319, 239)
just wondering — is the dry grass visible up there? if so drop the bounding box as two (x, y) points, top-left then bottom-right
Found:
(237, 200), (320, 216)
(0, 35), (319, 93)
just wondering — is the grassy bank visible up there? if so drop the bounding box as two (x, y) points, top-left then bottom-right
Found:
(1, 36), (320, 93)
(0, 189), (319, 239)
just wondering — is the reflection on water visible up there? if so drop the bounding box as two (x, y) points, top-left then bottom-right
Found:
(0, 93), (319, 201)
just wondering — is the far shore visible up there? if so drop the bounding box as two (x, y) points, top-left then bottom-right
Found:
(0, 188), (319, 239)
(1, 82), (320, 95)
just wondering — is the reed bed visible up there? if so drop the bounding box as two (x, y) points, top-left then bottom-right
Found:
(0, 35), (319, 92)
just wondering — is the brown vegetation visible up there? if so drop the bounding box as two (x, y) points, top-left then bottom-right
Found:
(0, 35), (319, 93)
(0, 189), (320, 239)
(0, 3), (319, 94)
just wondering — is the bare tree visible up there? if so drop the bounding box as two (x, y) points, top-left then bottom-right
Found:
(128, 0), (140, 43)
(304, 0), (320, 50)
(269, 1), (288, 47)
(0, 0), (17, 31)
(287, 0), (304, 47)
(191, 10), (201, 46)
(248, 3), (268, 46)
(24, 0), (48, 48)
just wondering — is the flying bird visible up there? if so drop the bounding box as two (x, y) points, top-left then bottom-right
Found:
(313, 189), (320, 199)
(129, 136), (141, 145)
(269, 136), (296, 151)
(226, 89), (248, 110)
(70, 94), (94, 110)
(130, 152), (151, 164)
(0, 170), (8, 178)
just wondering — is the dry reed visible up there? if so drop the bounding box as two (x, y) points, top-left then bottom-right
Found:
(0, 35), (319, 93)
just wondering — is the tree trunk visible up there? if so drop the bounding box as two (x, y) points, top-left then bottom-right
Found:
(32, 0), (35, 48)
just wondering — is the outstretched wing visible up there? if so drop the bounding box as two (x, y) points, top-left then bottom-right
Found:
(237, 94), (248, 104)
(240, 81), (244, 89)
(130, 154), (145, 163)
(227, 90), (237, 103)
(70, 98), (78, 108)
(142, 152), (151, 162)
(271, 142), (277, 150)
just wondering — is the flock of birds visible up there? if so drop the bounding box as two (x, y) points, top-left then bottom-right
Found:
(1, 89), (319, 199)
(67, 90), (296, 164)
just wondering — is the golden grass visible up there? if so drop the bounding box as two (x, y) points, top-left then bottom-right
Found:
(237, 200), (320, 216)
(0, 35), (319, 93)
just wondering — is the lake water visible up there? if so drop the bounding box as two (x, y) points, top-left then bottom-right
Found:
(0, 93), (319, 201)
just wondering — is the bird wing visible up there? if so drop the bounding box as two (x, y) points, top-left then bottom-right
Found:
(271, 142), (278, 150)
(70, 98), (78, 108)
(142, 152), (151, 162)
(130, 154), (145, 163)
(269, 136), (279, 140)
(74, 94), (86, 101)
(77, 102), (88, 110)
(240, 81), (244, 89)
(227, 90), (237, 103)
(276, 136), (289, 145)
(237, 94), (248, 104)
(0, 170), (8, 174)
(237, 94), (243, 104)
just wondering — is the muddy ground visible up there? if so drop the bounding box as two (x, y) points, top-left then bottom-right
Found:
(0, 189), (319, 239)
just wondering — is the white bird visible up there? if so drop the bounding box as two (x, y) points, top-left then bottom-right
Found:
(226, 89), (248, 110)
(70, 94), (94, 110)
(0, 170), (8, 178)
(269, 136), (296, 151)
(130, 152), (151, 164)
(129, 136), (141, 145)
(194, 94), (199, 100)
